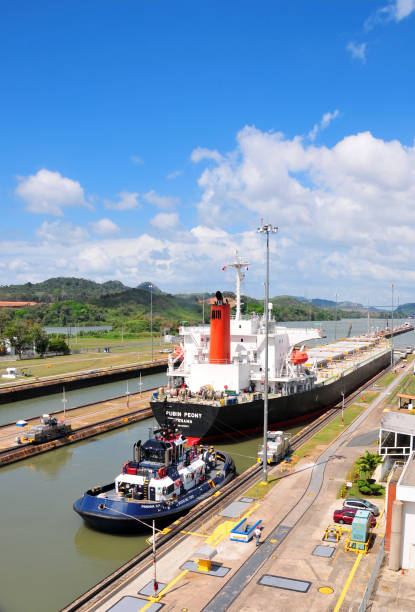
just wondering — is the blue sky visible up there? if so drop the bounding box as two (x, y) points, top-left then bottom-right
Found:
(2, 0), (415, 305)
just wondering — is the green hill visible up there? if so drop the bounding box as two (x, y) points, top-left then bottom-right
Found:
(396, 303), (415, 316)
(0, 277), (386, 334)
(0, 277), (128, 302)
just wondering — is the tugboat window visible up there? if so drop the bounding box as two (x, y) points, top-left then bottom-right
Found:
(143, 448), (164, 463)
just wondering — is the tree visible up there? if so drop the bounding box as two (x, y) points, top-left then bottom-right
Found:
(356, 451), (382, 476)
(33, 327), (49, 357)
(48, 336), (70, 355)
(4, 323), (33, 359)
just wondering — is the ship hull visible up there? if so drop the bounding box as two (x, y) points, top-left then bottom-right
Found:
(151, 349), (391, 440)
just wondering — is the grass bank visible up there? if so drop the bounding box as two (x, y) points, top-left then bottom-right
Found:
(0, 338), (170, 383)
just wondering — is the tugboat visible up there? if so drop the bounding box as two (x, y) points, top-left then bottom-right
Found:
(73, 425), (235, 533)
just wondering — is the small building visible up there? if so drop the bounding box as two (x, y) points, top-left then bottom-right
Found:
(379, 412), (415, 461)
(0, 301), (37, 308)
(386, 453), (415, 570)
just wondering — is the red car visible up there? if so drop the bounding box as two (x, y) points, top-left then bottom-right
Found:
(333, 508), (376, 527)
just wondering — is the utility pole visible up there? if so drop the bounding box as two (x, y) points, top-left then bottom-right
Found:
(341, 391), (345, 425)
(150, 283), (153, 362)
(257, 222), (278, 484)
(152, 520), (158, 596)
(391, 283), (394, 366)
(334, 293), (338, 341)
(62, 386), (67, 421)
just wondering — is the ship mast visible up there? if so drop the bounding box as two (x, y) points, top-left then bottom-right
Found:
(226, 251), (250, 320)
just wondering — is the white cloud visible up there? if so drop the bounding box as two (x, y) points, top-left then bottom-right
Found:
(150, 212), (180, 230)
(36, 220), (89, 244)
(142, 190), (180, 210)
(6, 126), (415, 303)
(130, 155), (144, 165)
(90, 218), (120, 236)
(308, 109), (340, 141)
(365, 0), (415, 29)
(104, 191), (140, 210)
(167, 170), (182, 180)
(346, 42), (367, 63)
(191, 147), (223, 163)
(15, 168), (90, 216)
(394, 0), (415, 20)
(377, 0), (415, 22)
(190, 125), (415, 299)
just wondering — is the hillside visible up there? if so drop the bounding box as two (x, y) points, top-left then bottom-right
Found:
(396, 303), (415, 317)
(0, 277), (393, 334)
(0, 277), (128, 302)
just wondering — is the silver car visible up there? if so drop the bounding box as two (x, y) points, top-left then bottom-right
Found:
(342, 497), (379, 516)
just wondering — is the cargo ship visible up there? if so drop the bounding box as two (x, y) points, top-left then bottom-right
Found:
(151, 255), (392, 442)
(73, 425), (235, 533)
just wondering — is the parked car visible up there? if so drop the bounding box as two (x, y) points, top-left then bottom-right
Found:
(333, 508), (376, 527)
(342, 497), (380, 516)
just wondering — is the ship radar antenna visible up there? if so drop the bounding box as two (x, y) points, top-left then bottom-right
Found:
(225, 250), (250, 320)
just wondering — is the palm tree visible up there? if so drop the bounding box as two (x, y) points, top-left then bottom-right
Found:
(356, 451), (382, 476)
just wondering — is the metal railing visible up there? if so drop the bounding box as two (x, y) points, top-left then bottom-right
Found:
(357, 536), (385, 612)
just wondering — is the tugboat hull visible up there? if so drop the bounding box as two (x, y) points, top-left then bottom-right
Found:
(74, 451), (235, 533)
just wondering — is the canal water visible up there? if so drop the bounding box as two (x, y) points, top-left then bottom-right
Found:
(0, 414), (288, 612)
(0, 318), (413, 612)
(0, 372), (167, 426)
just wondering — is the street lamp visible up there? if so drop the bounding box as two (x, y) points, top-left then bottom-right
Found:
(334, 293), (338, 342)
(150, 283), (154, 362)
(391, 283), (394, 367)
(62, 386), (67, 421)
(341, 391), (345, 425)
(98, 505), (162, 597)
(257, 222), (278, 484)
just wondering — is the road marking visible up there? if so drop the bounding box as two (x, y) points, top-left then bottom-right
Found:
(180, 530), (205, 537)
(375, 507), (385, 529)
(333, 552), (363, 612)
(141, 569), (189, 610)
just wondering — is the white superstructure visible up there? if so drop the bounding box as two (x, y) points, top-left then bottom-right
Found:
(167, 254), (322, 396)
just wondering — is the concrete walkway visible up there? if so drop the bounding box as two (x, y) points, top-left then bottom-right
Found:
(78, 363), (411, 612)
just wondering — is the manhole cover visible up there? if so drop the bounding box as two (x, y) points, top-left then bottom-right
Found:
(258, 575), (311, 593)
(312, 545), (335, 558)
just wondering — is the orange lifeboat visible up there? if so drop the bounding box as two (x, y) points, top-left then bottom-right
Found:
(290, 349), (308, 365)
(173, 345), (184, 360)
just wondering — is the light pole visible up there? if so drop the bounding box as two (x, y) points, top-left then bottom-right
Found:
(391, 283), (394, 366)
(334, 293), (338, 342)
(98, 505), (161, 597)
(150, 283), (154, 362)
(62, 386), (67, 421)
(257, 222), (278, 484)
(341, 391), (345, 425)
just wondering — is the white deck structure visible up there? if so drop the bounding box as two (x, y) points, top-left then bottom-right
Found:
(167, 254), (322, 395)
